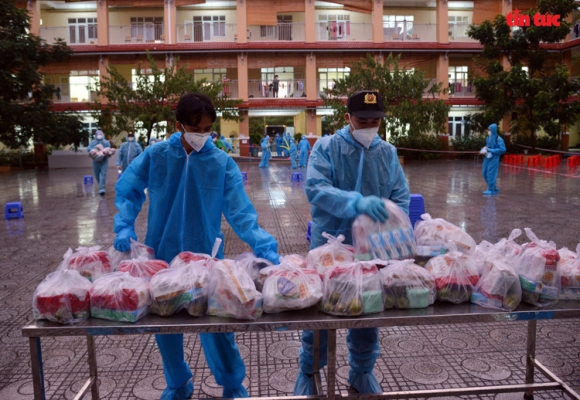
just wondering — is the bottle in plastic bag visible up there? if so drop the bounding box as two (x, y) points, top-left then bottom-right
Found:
(471, 251), (521, 311)
(306, 232), (354, 277)
(414, 214), (476, 254)
(380, 259), (436, 309)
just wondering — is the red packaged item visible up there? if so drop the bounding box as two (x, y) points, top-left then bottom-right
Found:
(90, 272), (150, 322)
(33, 269), (92, 324)
(117, 257), (169, 280)
(59, 246), (112, 282)
(170, 251), (216, 269)
(108, 239), (155, 270)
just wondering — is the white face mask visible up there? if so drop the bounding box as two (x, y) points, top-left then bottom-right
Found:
(96, 135), (103, 140)
(128, 137), (135, 141)
(349, 115), (379, 149)
(487, 130), (492, 136)
(183, 131), (209, 152)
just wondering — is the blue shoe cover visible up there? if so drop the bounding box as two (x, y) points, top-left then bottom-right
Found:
(293, 371), (315, 395)
(493, 188), (500, 194)
(483, 190), (494, 195)
(223, 386), (249, 398)
(348, 370), (382, 394)
(160, 380), (193, 400)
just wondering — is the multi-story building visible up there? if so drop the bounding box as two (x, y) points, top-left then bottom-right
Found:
(15, 0), (580, 150)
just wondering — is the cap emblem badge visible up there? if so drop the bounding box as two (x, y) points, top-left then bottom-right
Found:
(364, 93), (377, 104)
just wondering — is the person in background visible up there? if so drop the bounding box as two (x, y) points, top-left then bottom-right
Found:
(221, 135), (235, 154)
(481, 123), (506, 195)
(117, 131), (143, 173)
(87, 130), (111, 196)
(294, 90), (410, 395)
(149, 136), (160, 146)
(298, 135), (311, 168)
(275, 133), (283, 157)
(272, 75), (280, 98)
(259, 133), (270, 168)
(289, 139), (298, 169)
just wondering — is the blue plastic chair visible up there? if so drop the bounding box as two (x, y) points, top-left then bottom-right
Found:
(84, 175), (93, 184)
(241, 171), (248, 181)
(5, 202), (24, 219)
(292, 172), (303, 181)
(409, 194), (425, 228)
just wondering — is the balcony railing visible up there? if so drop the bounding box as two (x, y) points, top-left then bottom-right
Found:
(217, 80), (238, 98)
(176, 23), (237, 43)
(47, 83), (99, 103)
(109, 25), (165, 44)
(247, 24), (305, 41)
(40, 26), (98, 45)
(449, 81), (475, 97)
(384, 23), (437, 42)
(448, 24), (478, 42)
(248, 79), (306, 98)
(317, 22), (373, 41)
(423, 78), (439, 96)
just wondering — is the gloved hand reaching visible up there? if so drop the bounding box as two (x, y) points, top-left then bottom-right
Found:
(114, 227), (137, 252)
(355, 196), (388, 223)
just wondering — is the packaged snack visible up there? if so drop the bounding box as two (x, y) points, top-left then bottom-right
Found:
(306, 233), (354, 276)
(109, 239), (155, 270)
(559, 244), (580, 300)
(471, 252), (521, 311)
(262, 263), (323, 313)
(514, 228), (560, 307)
(117, 257), (169, 280)
(90, 272), (150, 322)
(207, 259), (261, 320)
(494, 229), (523, 265)
(89, 144), (116, 162)
(425, 243), (479, 304)
(380, 259), (436, 309)
(234, 252), (273, 292)
(33, 269), (92, 324)
(353, 199), (416, 261)
(149, 260), (211, 317)
(320, 261), (384, 316)
(59, 246), (112, 282)
(414, 214), (476, 254)
(558, 245), (577, 266)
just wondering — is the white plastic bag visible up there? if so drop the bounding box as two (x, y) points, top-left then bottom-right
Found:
(59, 246), (112, 282)
(380, 259), (436, 309)
(90, 271), (150, 322)
(559, 244), (580, 300)
(306, 233), (354, 276)
(117, 256), (168, 280)
(280, 254), (308, 269)
(352, 199), (416, 261)
(414, 214), (476, 254)
(262, 263), (322, 313)
(471, 252), (521, 311)
(234, 252), (273, 292)
(108, 239), (155, 270)
(494, 229), (523, 265)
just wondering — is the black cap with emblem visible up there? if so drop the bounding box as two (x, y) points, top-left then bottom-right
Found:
(347, 90), (386, 119)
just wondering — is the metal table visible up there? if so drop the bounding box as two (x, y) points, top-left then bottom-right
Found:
(22, 301), (580, 400)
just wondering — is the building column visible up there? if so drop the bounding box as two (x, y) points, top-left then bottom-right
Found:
(306, 53), (317, 101)
(238, 53), (248, 100)
(501, 0), (512, 71)
(28, 0), (41, 37)
(563, 50), (572, 71)
(164, 0), (176, 45)
(436, 54), (449, 100)
(238, 110), (250, 156)
(236, 0), (247, 44)
(97, 0), (109, 46)
(98, 55), (109, 104)
(305, 0), (316, 43)
(372, 0), (384, 43)
(306, 108), (318, 137)
(436, 0), (448, 44)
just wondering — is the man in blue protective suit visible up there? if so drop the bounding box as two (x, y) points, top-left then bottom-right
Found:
(117, 131), (143, 172)
(149, 136), (160, 146)
(275, 133), (283, 156)
(295, 90), (410, 395)
(87, 130), (111, 195)
(113, 93), (280, 400)
(481, 123), (506, 195)
(221, 135), (235, 153)
(259, 133), (270, 168)
(289, 139), (298, 169)
(298, 135), (311, 167)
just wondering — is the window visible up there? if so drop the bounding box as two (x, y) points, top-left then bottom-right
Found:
(68, 18), (97, 44)
(318, 67), (350, 93)
(193, 68), (227, 82)
(131, 69), (165, 89)
(448, 116), (470, 138)
(189, 15), (225, 42)
(448, 15), (470, 39)
(448, 66), (470, 96)
(131, 17), (164, 41)
(318, 14), (350, 40)
(383, 15), (414, 39)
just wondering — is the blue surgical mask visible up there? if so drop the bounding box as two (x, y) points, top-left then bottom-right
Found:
(96, 135), (103, 140)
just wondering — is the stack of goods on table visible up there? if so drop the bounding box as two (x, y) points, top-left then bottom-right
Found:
(88, 144), (116, 162)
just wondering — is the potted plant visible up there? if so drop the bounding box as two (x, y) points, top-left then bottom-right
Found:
(249, 133), (261, 157)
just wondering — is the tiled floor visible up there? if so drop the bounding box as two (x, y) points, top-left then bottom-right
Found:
(0, 159), (579, 399)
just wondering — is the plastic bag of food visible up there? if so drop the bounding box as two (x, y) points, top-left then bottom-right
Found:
(150, 260), (211, 316)
(425, 242), (479, 304)
(471, 251), (521, 311)
(262, 262), (322, 313)
(558, 244), (580, 300)
(90, 271), (150, 322)
(306, 233), (354, 276)
(280, 254), (308, 269)
(494, 229), (523, 265)
(234, 252), (273, 292)
(320, 261), (384, 316)
(207, 259), (261, 320)
(59, 246), (112, 282)
(380, 259), (436, 309)
(117, 256), (169, 280)
(514, 228), (560, 307)
(108, 239), (156, 270)
(33, 269), (92, 324)
(414, 214), (476, 254)
(352, 199), (416, 261)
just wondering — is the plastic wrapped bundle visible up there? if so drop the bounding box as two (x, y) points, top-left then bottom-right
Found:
(414, 214), (476, 254)
(234, 252), (273, 292)
(425, 243), (479, 304)
(473, 241), (495, 275)
(559, 244), (580, 300)
(90, 272), (150, 322)
(150, 260), (211, 317)
(59, 246), (112, 282)
(33, 269), (92, 324)
(280, 254), (308, 269)
(262, 262), (322, 313)
(117, 257), (169, 280)
(514, 228), (560, 307)
(109, 239), (155, 270)
(320, 261), (384, 316)
(471, 253), (521, 311)
(380, 259), (436, 309)
(207, 259), (261, 320)
(306, 233), (354, 277)
(352, 199), (416, 261)
(89, 144), (116, 162)
(170, 251), (216, 269)
(494, 229), (523, 265)
(558, 246), (578, 266)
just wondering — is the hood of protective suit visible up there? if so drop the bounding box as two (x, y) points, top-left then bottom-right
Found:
(168, 131), (215, 153)
(337, 125), (382, 149)
(488, 123), (498, 138)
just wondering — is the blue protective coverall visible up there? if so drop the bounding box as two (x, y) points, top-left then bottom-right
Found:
(87, 134), (111, 194)
(117, 136), (143, 172)
(259, 136), (270, 167)
(282, 134), (292, 157)
(149, 137), (160, 145)
(275, 134), (283, 156)
(298, 136), (311, 167)
(221, 135), (235, 153)
(295, 125), (410, 395)
(482, 123), (506, 195)
(114, 132), (279, 399)
(289, 141), (298, 169)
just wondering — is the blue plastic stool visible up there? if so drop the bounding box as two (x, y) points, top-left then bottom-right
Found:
(84, 175), (93, 184)
(306, 220), (312, 242)
(409, 194), (425, 228)
(292, 172), (303, 181)
(5, 202), (23, 219)
(241, 171), (248, 181)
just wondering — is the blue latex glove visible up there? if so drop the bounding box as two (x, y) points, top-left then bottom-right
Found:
(114, 227), (137, 252)
(355, 196), (388, 223)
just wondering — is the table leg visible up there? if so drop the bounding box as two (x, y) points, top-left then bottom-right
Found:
(524, 320), (537, 400)
(327, 329), (337, 400)
(29, 337), (46, 400)
(312, 330), (321, 395)
(87, 336), (100, 399)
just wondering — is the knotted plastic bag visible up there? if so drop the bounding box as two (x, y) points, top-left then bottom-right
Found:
(514, 228), (560, 307)
(58, 246), (112, 282)
(262, 262), (322, 313)
(90, 271), (150, 322)
(234, 252), (274, 292)
(108, 239), (155, 270)
(471, 251), (521, 311)
(352, 199), (416, 261)
(558, 244), (580, 300)
(493, 229), (523, 265)
(380, 259), (436, 309)
(320, 261), (384, 316)
(33, 269), (92, 324)
(306, 232), (354, 276)
(414, 214), (476, 254)
(280, 254), (308, 269)
(117, 256), (169, 280)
